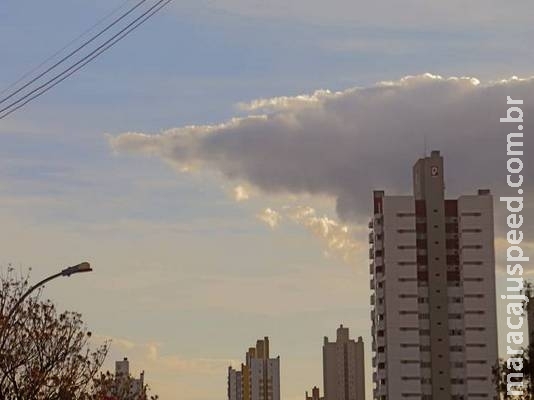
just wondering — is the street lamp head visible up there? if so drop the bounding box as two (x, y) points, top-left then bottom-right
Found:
(61, 262), (92, 277)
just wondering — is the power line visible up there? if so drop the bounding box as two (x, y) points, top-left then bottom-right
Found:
(0, 0), (170, 118)
(0, 0), (173, 121)
(0, 0), (149, 107)
(0, 0), (138, 97)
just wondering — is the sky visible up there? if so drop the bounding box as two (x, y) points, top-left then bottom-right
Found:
(1, 1), (533, 399)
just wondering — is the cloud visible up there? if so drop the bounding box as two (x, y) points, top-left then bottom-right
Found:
(237, 90), (341, 113)
(286, 206), (363, 262)
(259, 205), (363, 262)
(233, 185), (250, 201)
(95, 334), (240, 397)
(95, 335), (238, 375)
(257, 208), (282, 228)
(110, 74), (534, 237)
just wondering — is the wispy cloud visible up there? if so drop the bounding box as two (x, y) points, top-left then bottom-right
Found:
(92, 334), (240, 398)
(257, 208), (282, 228)
(258, 205), (363, 263)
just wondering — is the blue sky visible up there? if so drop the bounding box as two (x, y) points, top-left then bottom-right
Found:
(1, 1), (533, 398)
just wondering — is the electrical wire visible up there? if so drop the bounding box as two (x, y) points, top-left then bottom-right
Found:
(0, 0), (173, 120)
(0, 0), (149, 107)
(0, 0), (139, 97)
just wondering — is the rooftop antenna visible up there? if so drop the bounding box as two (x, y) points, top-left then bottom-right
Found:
(423, 134), (428, 157)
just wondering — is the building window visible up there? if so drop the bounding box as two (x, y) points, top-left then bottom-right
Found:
(398, 228), (416, 233)
(397, 212), (416, 217)
(461, 212), (482, 217)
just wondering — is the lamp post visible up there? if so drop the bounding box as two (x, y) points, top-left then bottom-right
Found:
(0, 262), (93, 341)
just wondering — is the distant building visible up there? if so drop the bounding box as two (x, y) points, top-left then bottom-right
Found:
(306, 386), (324, 400)
(228, 337), (281, 400)
(323, 325), (365, 400)
(228, 366), (243, 400)
(369, 151), (498, 399)
(113, 357), (145, 399)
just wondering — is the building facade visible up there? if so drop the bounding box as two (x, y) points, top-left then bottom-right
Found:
(113, 357), (146, 399)
(228, 366), (243, 400)
(323, 325), (365, 400)
(369, 151), (498, 400)
(306, 386), (324, 400)
(228, 337), (281, 400)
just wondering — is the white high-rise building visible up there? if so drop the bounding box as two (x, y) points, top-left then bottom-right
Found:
(228, 337), (281, 400)
(228, 366), (243, 400)
(323, 325), (366, 400)
(114, 357), (145, 398)
(369, 151), (498, 400)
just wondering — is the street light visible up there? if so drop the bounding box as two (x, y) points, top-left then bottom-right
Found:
(0, 262), (93, 343)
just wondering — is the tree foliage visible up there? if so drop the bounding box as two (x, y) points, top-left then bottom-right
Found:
(0, 266), (108, 399)
(0, 266), (158, 400)
(493, 345), (533, 400)
(91, 370), (159, 400)
(493, 281), (534, 399)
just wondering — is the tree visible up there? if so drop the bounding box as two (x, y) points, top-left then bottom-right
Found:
(0, 267), (159, 400)
(91, 370), (159, 400)
(493, 346), (532, 400)
(493, 281), (534, 399)
(0, 266), (109, 399)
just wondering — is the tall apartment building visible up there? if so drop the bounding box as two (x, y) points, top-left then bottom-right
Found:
(323, 325), (366, 400)
(369, 151), (498, 400)
(228, 367), (244, 400)
(113, 357), (145, 398)
(228, 337), (281, 400)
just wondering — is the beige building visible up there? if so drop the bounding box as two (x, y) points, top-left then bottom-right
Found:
(369, 151), (498, 400)
(113, 357), (145, 398)
(323, 325), (365, 400)
(306, 386), (324, 400)
(228, 337), (280, 400)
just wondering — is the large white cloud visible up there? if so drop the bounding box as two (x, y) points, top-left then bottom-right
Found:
(110, 74), (533, 231)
